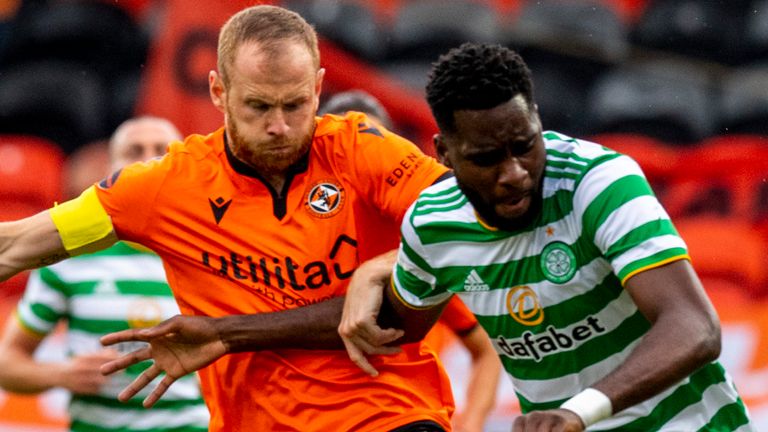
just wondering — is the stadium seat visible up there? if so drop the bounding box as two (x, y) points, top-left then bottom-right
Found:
(631, 0), (748, 65)
(283, 0), (390, 62)
(379, 60), (432, 93)
(741, 0), (768, 64)
(388, 0), (502, 61)
(0, 61), (110, 153)
(676, 216), (768, 298)
(1, 0), (149, 79)
(0, 134), (65, 210)
(0, 134), (65, 297)
(586, 133), (679, 197)
(502, 0), (630, 136)
(505, 0), (629, 65)
(661, 134), (768, 220)
(585, 58), (718, 145)
(527, 61), (595, 136)
(717, 64), (768, 136)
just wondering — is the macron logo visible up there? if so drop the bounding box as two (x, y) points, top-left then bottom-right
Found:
(209, 197), (232, 225)
(464, 269), (490, 292)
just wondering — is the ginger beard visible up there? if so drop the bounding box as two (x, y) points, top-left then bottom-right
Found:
(225, 105), (314, 174)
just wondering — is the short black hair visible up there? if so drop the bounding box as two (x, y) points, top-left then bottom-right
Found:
(426, 43), (534, 134)
(320, 90), (394, 130)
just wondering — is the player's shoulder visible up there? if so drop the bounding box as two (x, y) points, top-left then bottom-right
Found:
(543, 131), (637, 182)
(543, 131), (617, 162)
(408, 175), (468, 226)
(167, 128), (222, 162)
(315, 112), (389, 148)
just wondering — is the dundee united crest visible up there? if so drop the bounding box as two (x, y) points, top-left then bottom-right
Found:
(306, 181), (345, 218)
(540, 241), (577, 284)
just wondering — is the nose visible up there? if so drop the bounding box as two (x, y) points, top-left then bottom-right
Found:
(498, 156), (528, 187)
(265, 109), (289, 136)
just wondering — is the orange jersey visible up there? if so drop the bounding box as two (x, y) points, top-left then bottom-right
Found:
(93, 113), (454, 431)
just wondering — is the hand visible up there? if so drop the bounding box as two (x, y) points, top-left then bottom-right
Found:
(58, 349), (120, 395)
(99, 314), (227, 407)
(338, 250), (404, 376)
(512, 409), (585, 432)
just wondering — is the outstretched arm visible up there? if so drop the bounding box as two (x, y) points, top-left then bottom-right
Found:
(0, 211), (69, 281)
(0, 316), (118, 395)
(512, 260), (721, 431)
(100, 252), (405, 407)
(0, 194), (119, 283)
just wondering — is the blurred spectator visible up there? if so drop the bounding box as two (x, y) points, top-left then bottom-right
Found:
(0, 116), (209, 432)
(63, 140), (110, 200)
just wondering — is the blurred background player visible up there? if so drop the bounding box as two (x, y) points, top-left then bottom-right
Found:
(0, 116), (210, 432)
(321, 90), (502, 432)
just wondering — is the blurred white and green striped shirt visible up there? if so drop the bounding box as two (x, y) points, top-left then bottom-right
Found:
(17, 242), (209, 432)
(393, 131), (753, 431)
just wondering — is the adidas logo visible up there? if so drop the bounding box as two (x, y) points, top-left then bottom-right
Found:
(463, 269), (490, 292)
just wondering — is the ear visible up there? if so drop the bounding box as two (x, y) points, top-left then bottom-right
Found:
(209, 70), (226, 114)
(315, 68), (325, 95)
(434, 134), (452, 168)
(313, 68), (325, 112)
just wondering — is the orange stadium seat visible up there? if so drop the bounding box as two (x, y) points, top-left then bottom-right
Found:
(676, 216), (768, 298)
(0, 134), (65, 210)
(587, 133), (679, 189)
(0, 134), (64, 297)
(662, 134), (768, 220)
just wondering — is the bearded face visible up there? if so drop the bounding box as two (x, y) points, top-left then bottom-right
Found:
(225, 105), (313, 174)
(216, 38), (323, 178)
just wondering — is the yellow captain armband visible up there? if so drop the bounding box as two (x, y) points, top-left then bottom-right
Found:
(49, 186), (116, 256)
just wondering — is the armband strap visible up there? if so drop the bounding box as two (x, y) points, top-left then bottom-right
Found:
(49, 186), (114, 254)
(560, 388), (613, 427)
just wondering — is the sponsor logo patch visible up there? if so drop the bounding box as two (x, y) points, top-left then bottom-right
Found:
(305, 181), (345, 218)
(506, 285), (544, 326)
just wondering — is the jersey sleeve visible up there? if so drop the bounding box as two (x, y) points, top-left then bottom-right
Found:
(92, 157), (169, 248)
(574, 153), (689, 285)
(15, 268), (68, 336)
(391, 204), (453, 309)
(339, 112), (449, 223)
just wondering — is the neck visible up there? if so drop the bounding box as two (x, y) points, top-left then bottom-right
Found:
(223, 133), (308, 197)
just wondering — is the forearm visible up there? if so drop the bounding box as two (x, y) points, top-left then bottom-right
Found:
(217, 296), (346, 352)
(592, 313), (720, 413)
(0, 213), (69, 282)
(462, 353), (500, 420)
(0, 350), (62, 394)
(456, 330), (501, 431)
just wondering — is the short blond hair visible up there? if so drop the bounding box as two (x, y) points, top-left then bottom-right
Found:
(217, 5), (320, 86)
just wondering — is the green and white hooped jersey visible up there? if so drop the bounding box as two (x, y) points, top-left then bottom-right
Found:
(393, 131), (753, 431)
(17, 242), (209, 432)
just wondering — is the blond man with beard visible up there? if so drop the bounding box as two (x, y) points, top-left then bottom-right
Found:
(0, 5), (454, 432)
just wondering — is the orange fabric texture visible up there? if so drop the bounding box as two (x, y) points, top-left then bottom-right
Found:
(424, 297), (479, 355)
(93, 113), (453, 432)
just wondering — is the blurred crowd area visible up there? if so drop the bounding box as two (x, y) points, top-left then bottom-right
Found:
(0, 0), (768, 430)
